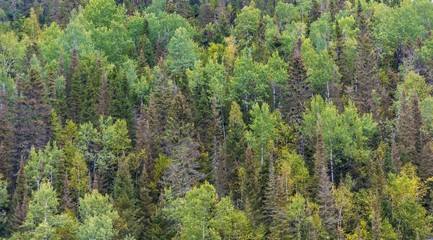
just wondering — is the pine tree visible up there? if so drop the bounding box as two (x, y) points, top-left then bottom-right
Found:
(352, 8), (382, 119)
(137, 162), (155, 239)
(113, 158), (140, 238)
(148, 71), (174, 158)
(396, 90), (416, 164)
(162, 88), (203, 197)
(283, 39), (311, 125)
(61, 174), (73, 211)
(9, 158), (29, 231)
(209, 97), (226, 197)
(26, 58), (51, 151)
(335, 20), (352, 87)
(242, 147), (260, 224)
(391, 132), (401, 173)
(0, 87), (12, 182)
(98, 68), (110, 116)
(412, 91), (423, 163)
(82, 53), (102, 124)
(67, 47), (84, 123)
(12, 76), (33, 177)
(262, 157), (277, 235)
(307, 0), (321, 35)
(315, 123), (337, 238)
(225, 102), (247, 202)
(135, 102), (152, 172)
(419, 141), (433, 180)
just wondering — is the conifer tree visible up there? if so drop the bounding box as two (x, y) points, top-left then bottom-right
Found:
(396, 90), (416, 164)
(283, 39), (311, 125)
(412, 91), (423, 162)
(148, 71), (174, 158)
(225, 102), (247, 201)
(315, 123), (337, 238)
(66, 44), (83, 123)
(242, 147), (260, 224)
(352, 1), (382, 119)
(0, 87), (12, 182)
(9, 158), (29, 231)
(61, 174), (73, 211)
(162, 88), (203, 196)
(98, 68), (110, 116)
(113, 158), (140, 238)
(12, 76), (32, 176)
(135, 102), (152, 171)
(334, 20), (352, 87)
(307, 0), (321, 34)
(419, 141), (433, 180)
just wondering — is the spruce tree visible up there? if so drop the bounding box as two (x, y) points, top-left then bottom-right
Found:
(352, 9), (382, 119)
(307, 0), (321, 35)
(396, 89), (416, 164)
(412, 91), (423, 163)
(9, 158), (29, 231)
(113, 158), (140, 238)
(225, 102), (247, 202)
(135, 102), (152, 172)
(61, 174), (73, 211)
(148, 71), (174, 159)
(315, 123), (337, 238)
(419, 141), (433, 180)
(0, 88), (12, 182)
(98, 68), (110, 116)
(162, 88), (203, 196)
(335, 20), (352, 87)
(283, 39), (311, 125)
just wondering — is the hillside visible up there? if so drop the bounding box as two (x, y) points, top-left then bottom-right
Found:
(0, 0), (433, 239)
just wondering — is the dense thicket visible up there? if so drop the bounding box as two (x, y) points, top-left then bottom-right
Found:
(0, 0), (433, 239)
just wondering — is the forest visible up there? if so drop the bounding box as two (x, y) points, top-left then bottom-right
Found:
(0, 0), (432, 239)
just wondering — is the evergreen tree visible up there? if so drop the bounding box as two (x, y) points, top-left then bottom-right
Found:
(307, 0), (321, 34)
(9, 158), (29, 231)
(148, 70), (173, 158)
(412, 91), (423, 163)
(98, 68), (110, 116)
(315, 123), (337, 238)
(334, 20), (352, 87)
(352, 2), (382, 119)
(135, 102), (152, 172)
(0, 87), (12, 182)
(162, 88), (203, 197)
(113, 158), (140, 238)
(66, 44), (83, 123)
(224, 102), (247, 202)
(419, 141), (433, 180)
(283, 40), (311, 125)
(396, 90), (416, 164)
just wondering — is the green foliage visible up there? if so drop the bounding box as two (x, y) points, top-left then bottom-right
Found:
(78, 190), (119, 240)
(166, 27), (199, 76)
